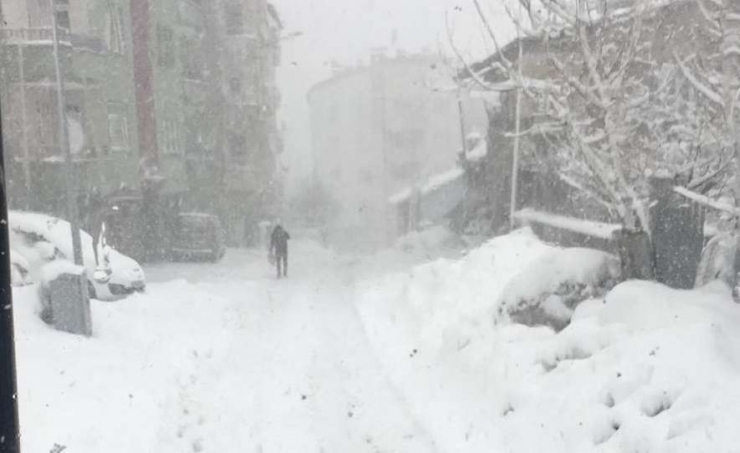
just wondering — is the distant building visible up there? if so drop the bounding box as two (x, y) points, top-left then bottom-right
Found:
(308, 53), (488, 251)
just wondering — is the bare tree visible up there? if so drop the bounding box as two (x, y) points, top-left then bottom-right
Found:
(456, 0), (734, 276)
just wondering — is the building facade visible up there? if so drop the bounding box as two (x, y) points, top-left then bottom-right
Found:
(0, 0), (139, 212)
(214, 0), (283, 245)
(0, 0), (284, 257)
(308, 53), (488, 251)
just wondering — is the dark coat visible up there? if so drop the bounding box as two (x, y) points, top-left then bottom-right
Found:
(270, 225), (290, 255)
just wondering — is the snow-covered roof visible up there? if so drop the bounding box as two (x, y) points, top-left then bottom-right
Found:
(389, 167), (465, 205)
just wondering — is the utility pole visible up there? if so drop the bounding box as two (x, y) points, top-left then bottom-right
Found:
(51, 0), (84, 267)
(51, 0), (90, 337)
(509, 3), (524, 231)
(457, 89), (468, 157)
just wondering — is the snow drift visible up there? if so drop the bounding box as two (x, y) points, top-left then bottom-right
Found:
(356, 229), (740, 452)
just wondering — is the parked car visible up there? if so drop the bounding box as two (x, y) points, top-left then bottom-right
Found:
(10, 249), (32, 287)
(170, 213), (226, 262)
(8, 211), (146, 300)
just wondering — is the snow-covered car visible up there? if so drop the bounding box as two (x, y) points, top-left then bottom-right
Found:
(8, 211), (146, 300)
(10, 249), (32, 287)
(170, 212), (226, 262)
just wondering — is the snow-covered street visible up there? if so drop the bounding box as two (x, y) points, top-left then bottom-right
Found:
(15, 239), (439, 453)
(16, 230), (740, 452)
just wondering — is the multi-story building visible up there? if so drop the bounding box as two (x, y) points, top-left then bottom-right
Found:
(308, 53), (488, 251)
(214, 0), (283, 244)
(0, 0), (139, 212)
(124, 0), (284, 247)
(0, 0), (285, 256)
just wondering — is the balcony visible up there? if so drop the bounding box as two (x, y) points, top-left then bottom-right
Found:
(0, 27), (66, 44)
(0, 27), (105, 53)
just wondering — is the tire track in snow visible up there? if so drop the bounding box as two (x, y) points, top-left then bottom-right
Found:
(153, 252), (438, 452)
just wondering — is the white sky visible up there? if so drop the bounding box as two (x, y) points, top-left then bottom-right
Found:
(272, 0), (517, 194)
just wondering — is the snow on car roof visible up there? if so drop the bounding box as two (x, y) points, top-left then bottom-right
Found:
(9, 210), (96, 269)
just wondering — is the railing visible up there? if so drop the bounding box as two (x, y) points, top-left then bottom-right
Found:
(0, 27), (104, 53)
(0, 27), (63, 43)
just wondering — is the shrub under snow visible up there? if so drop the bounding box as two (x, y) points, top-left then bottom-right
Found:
(497, 247), (621, 331)
(356, 228), (740, 453)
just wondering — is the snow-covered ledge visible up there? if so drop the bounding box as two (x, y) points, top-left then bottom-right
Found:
(513, 208), (622, 240)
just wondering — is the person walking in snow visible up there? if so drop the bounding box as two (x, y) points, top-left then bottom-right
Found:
(270, 221), (291, 279)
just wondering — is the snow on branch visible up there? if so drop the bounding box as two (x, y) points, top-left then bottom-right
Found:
(673, 52), (724, 107)
(673, 186), (740, 215)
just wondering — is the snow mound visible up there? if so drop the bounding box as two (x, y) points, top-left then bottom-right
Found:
(394, 225), (460, 254)
(15, 279), (237, 453)
(357, 228), (740, 452)
(598, 280), (739, 331)
(498, 247), (621, 331)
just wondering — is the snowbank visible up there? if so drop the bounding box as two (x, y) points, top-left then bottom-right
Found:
(394, 225), (460, 254)
(356, 229), (740, 452)
(14, 279), (235, 453)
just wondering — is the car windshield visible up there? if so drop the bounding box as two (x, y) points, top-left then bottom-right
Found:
(2, 0), (740, 451)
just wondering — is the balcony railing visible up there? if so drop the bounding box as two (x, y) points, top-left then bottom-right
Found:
(0, 27), (105, 53)
(0, 27), (65, 43)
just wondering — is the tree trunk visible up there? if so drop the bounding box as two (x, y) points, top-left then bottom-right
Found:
(616, 228), (655, 281)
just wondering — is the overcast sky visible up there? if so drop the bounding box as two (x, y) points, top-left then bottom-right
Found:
(272, 0), (517, 194)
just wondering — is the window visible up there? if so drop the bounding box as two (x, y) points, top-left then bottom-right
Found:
(107, 7), (126, 54)
(225, 3), (243, 35)
(229, 77), (241, 94)
(181, 37), (204, 80)
(245, 0), (261, 28)
(107, 104), (129, 152)
(52, 0), (70, 31)
(156, 25), (175, 68)
(55, 10), (70, 31)
(162, 119), (181, 155)
(228, 132), (245, 157)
